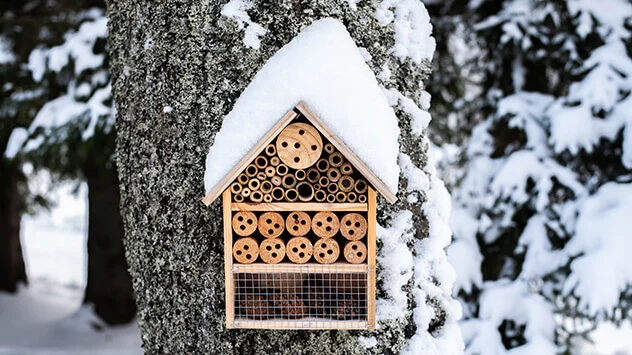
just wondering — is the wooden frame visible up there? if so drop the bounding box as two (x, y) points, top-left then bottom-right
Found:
(217, 104), (384, 330)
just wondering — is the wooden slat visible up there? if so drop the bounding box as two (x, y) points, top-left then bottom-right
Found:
(367, 187), (377, 330)
(232, 318), (368, 330)
(202, 109), (299, 206)
(223, 190), (235, 329)
(231, 202), (367, 212)
(232, 261), (368, 274)
(296, 102), (398, 204)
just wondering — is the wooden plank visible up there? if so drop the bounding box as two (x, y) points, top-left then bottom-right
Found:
(202, 109), (299, 206)
(367, 187), (377, 330)
(231, 202), (367, 212)
(296, 102), (398, 204)
(232, 318), (368, 330)
(232, 261), (369, 274)
(223, 189), (235, 329)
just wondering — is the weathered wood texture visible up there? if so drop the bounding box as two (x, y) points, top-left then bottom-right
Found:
(108, 0), (436, 353)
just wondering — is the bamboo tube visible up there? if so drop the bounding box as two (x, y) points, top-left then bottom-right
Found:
(328, 152), (344, 167)
(282, 174), (297, 189)
(234, 194), (244, 202)
(338, 176), (355, 192)
(241, 188), (251, 198)
(258, 212), (285, 238)
(246, 164), (258, 177)
(313, 183), (321, 190)
(295, 169), (306, 181)
(270, 156), (280, 166)
(347, 191), (357, 203)
(340, 163), (353, 175)
(232, 211), (258, 236)
(344, 241), (367, 264)
(296, 182), (314, 202)
(263, 194), (273, 203)
(260, 238), (285, 264)
(327, 168), (341, 182)
(230, 182), (242, 195)
(233, 237), (259, 264)
(286, 236), (313, 264)
(248, 179), (261, 191)
(326, 194), (336, 203)
(285, 188), (298, 202)
(358, 195), (367, 203)
(250, 191), (263, 203)
(256, 172), (266, 180)
(272, 187), (284, 201)
(255, 156), (268, 169)
(260, 181), (273, 194)
(316, 159), (329, 172)
(238, 173), (249, 185)
(354, 179), (368, 194)
(306, 168), (320, 183)
(312, 211), (339, 239)
(271, 176), (282, 187)
(265, 143), (276, 156)
(336, 191), (346, 203)
(286, 211), (311, 237)
(265, 166), (276, 178)
(314, 190), (327, 202)
(318, 176), (329, 187)
(324, 143), (335, 154)
(314, 238), (340, 264)
(276, 164), (289, 176)
(340, 213), (367, 240)
(327, 182), (339, 194)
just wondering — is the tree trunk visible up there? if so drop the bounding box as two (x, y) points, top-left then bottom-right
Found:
(108, 1), (462, 353)
(84, 166), (136, 324)
(0, 161), (27, 293)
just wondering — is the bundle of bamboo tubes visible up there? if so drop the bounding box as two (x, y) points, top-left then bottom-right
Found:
(229, 137), (371, 203)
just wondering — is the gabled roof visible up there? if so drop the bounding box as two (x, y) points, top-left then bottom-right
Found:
(203, 18), (401, 205)
(203, 102), (398, 205)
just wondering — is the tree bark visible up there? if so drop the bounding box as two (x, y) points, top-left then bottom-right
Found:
(84, 166), (136, 324)
(0, 160), (27, 293)
(108, 1), (460, 354)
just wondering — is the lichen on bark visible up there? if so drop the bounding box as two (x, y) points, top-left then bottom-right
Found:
(107, 0), (452, 353)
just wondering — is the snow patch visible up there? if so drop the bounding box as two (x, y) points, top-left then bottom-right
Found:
(221, 0), (268, 50)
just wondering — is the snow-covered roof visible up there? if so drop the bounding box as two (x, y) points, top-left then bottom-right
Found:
(203, 18), (400, 204)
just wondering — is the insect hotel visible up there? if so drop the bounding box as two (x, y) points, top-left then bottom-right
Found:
(202, 19), (400, 330)
(202, 101), (397, 330)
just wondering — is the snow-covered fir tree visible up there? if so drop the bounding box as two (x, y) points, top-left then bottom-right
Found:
(4, 2), (135, 324)
(448, 0), (632, 353)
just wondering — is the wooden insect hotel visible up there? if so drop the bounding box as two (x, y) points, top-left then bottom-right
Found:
(203, 102), (397, 330)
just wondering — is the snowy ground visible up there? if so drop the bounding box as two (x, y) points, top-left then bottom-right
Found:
(0, 181), (141, 355)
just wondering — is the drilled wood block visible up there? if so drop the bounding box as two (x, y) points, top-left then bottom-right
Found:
(314, 238), (339, 264)
(311, 211), (339, 239)
(276, 123), (323, 169)
(258, 212), (285, 238)
(344, 241), (367, 264)
(286, 212), (311, 237)
(232, 211), (257, 236)
(260, 238), (285, 264)
(286, 236), (313, 264)
(233, 237), (259, 264)
(340, 213), (367, 241)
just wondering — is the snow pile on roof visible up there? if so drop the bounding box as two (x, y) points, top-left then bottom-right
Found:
(204, 18), (400, 195)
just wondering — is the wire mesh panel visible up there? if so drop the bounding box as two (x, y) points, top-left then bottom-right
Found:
(232, 265), (370, 329)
